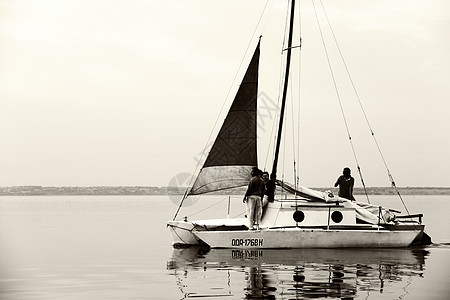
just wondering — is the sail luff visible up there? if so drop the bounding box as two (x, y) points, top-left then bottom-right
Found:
(189, 42), (261, 195)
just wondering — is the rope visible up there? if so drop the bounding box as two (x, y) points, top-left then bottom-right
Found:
(289, 65), (297, 192)
(233, 210), (247, 218)
(318, 0), (412, 211)
(187, 196), (230, 218)
(172, 192), (188, 221)
(262, 54), (283, 171)
(312, 0), (372, 203)
(173, 1), (271, 221)
(264, 1), (287, 172)
(295, 0), (304, 191)
(296, 7), (303, 190)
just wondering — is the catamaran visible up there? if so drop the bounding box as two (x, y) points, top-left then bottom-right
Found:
(167, 0), (431, 249)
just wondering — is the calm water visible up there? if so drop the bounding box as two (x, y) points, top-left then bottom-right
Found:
(0, 195), (449, 299)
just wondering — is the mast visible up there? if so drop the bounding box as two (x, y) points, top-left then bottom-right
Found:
(271, 0), (296, 180)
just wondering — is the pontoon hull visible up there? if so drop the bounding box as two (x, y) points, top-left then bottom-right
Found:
(167, 221), (200, 246)
(194, 227), (424, 249)
(167, 218), (248, 246)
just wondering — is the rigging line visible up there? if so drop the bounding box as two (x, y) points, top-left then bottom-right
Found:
(264, 42), (286, 171)
(282, 0), (290, 53)
(289, 59), (298, 192)
(173, 1), (270, 220)
(264, 1), (291, 171)
(263, 45), (286, 171)
(282, 10), (296, 184)
(280, 85), (288, 185)
(261, 0), (276, 33)
(206, 0), (270, 159)
(296, 0), (303, 189)
(319, 0), (407, 208)
(272, 0), (296, 179)
(264, 3), (291, 172)
(318, 0), (370, 204)
(288, 72), (295, 189)
(232, 210), (247, 218)
(291, 101), (297, 189)
(255, 0), (277, 170)
(172, 192), (188, 221)
(207, 0), (270, 156)
(311, 0), (370, 203)
(187, 196), (230, 218)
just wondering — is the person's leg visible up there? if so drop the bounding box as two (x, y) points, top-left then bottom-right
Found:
(262, 195), (268, 207)
(246, 196), (256, 229)
(255, 196), (262, 229)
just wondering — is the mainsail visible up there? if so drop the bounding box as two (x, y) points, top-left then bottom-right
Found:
(189, 43), (260, 195)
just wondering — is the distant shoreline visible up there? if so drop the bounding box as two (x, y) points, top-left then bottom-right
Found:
(1, 186), (449, 196)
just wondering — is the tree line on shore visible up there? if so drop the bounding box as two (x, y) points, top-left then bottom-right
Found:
(1, 186), (449, 196)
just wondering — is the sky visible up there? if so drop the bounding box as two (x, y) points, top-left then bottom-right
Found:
(0, 0), (449, 188)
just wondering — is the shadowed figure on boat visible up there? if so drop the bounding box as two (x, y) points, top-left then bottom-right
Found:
(334, 167), (355, 200)
(262, 171), (275, 205)
(243, 167), (265, 230)
(261, 171), (275, 218)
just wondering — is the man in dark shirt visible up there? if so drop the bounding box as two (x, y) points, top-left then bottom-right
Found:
(262, 171), (275, 204)
(244, 167), (265, 230)
(334, 167), (355, 200)
(261, 171), (275, 219)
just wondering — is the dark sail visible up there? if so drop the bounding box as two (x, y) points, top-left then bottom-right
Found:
(190, 42), (260, 195)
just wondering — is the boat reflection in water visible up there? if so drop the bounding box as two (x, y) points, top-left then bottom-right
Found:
(167, 247), (428, 299)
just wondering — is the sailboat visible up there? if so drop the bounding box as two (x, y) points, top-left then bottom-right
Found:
(167, 0), (431, 249)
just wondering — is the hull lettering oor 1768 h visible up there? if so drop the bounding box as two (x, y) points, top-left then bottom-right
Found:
(231, 238), (264, 247)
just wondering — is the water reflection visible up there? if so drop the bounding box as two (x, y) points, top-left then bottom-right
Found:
(167, 247), (428, 299)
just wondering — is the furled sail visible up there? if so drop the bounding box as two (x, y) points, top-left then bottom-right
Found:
(189, 43), (260, 195)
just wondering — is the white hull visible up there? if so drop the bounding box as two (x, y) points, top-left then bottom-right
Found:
(194, 227), (423, 249)
(167, 220), (200, 246)
(167, 218), (248, 246)
(168, 200), (426, 248)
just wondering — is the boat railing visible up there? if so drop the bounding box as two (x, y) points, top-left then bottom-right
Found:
(290, 203), (343, 208)
(395, 214), (423, 224)
(266, 224), (383, 230)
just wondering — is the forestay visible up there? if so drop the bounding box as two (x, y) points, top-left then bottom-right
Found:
(190, 42), (260, 195)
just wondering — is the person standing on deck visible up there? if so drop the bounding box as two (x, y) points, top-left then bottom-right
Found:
(243, 167), (265, 230)
(334, 167), (355, 200)
(261, 171), (275, 206)
(261, 171), (275, 219)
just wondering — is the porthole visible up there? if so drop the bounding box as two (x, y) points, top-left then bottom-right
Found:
(293, 210), (305, 223)
(331, 211), (343, 223)
(293, 274), (305, 282)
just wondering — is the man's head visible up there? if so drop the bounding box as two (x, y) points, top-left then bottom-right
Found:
(251, 167), (261, 177)
(262, 171), (269, 182)
(343, 167), (351, 179)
